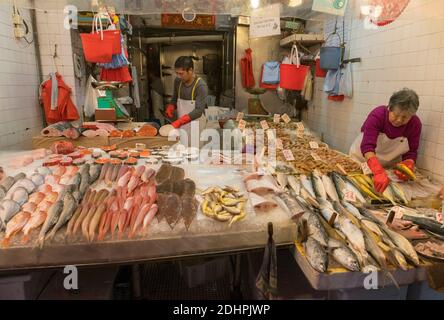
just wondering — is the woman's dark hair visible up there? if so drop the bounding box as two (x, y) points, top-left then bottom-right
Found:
(388, 88), (419, 114)
(174, 56), (198, 71)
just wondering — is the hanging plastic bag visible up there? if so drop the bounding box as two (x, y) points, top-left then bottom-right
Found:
(84, 75), (98, 117)
(98, 34), (129, 69)
(280, 44), (310, 91)
(338, 63), (353, 98)
(323, 69), (341, 95)
(80, 14), (121, 63)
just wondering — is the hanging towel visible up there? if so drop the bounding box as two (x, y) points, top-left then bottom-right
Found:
(240, 48), (255, 88)
(255, 222), (278, 300)
(261, 61), (280, 84)
(98, 34), (129, 69)
(49, 72), (58, 110)
(131, 66), (141, 108)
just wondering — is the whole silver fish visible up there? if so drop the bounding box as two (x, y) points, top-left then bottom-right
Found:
(381, 225), (419, 266)
(303, 211), (329, 247)
(72, 190), (82, 204)
(69, 173), (82, 190)
(278, 193), (305, 219)
(47, 193), (77, 240)
(344, 179), (366, 204)
(287, 175), (301, 196)
(79, 172), (90, 196)
(0, 199), (20, 226)
(89, 164), (102, 184)
(389, 183), (409, 205)
(311, 171), (327, 201)
(322, 175), (339, 202)
(38, 200), (63, 247)
(330, 172), (347, 201)
(30, 174), (45, 187)
(328, 238), (360, 271)
(304, 237), (328, 273)
(275, 172), (287, 189)
(300, 175), (316, 199)
(1, 177), (15, 192)
(336, 215), (368, 262)
(7, 187), (28, 206)
(341, 201), (364, 221)
(79, 164), (90, 177)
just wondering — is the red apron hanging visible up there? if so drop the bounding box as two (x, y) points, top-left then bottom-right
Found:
(240, 48), (255, 88)
(40, 73), (80, 124)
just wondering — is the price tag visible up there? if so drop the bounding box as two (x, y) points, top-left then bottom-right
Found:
(238, 119), (246, 130)
(361, 162), (372, 175)
(437, 212), (443, 224)
(336, 163), (348, 175)
(343, 189), (357, 203)
(283, 149), (295, 161)
(274, 114), (280, 123)
(282, 113), (291, 123)
(390, 206), (405, 219)
(309, 141), (319, 149)
(276, 138), (283, 150)
(296, 122), (305, 131)
(260, 120), (270, 130)
(236, 112), (244, 121)
(311, 152), (322, 161)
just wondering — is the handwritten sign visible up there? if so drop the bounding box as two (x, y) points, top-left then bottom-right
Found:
(238, 119), (246, 130)
(236, 112), (244, 122)
(343, 190), (357, 203)
(281, 113), (291, 124)
(296, 122), (305, 131)
(260, 120), (270, 130)
(249, 4), (281, 39)
(274, 114), (280, 123)
(309, 141), (319, 149)
(361, 162), (372, 175)
(283, 149), (295, 161)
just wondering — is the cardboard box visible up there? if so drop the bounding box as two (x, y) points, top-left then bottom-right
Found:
(95, 108), (116, 121)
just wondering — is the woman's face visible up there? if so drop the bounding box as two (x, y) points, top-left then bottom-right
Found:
(388, 106), (413, 127)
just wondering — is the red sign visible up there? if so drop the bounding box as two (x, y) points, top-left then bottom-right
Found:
(161, 14), (216, 29)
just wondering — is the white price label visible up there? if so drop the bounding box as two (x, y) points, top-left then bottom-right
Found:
(260, 120), (270, 130)
(296, 122), (305, 131)
(361, 162), (372, 175)
(343, 190), (357, 203)
(309, 141), (319, 149)
(236, 112), (244, 121)
(390, 206), (405, 219)
(276, 138), (283, 150)
(282, 113), (291, 123)
(283, 149), (295, 161)
(274, 114), (280, 123)
(311, 152), (322, 162)
(238, 119), (247, 130)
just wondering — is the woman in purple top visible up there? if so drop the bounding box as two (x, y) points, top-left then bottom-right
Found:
(349, 88), (422, 193)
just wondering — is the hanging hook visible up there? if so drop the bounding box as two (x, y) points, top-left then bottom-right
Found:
(52, 44), (59, 73)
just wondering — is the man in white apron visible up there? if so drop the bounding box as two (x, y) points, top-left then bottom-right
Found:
(349, 88), (422, 193)
(163, 56), (207, 148)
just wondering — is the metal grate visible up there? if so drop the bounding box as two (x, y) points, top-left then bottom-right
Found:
(140, 261), (232, 300)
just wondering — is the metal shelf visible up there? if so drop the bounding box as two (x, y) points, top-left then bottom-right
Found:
(280, 33), (324, 47)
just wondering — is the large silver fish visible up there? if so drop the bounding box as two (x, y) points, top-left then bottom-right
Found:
(0, 199), (21, 226)
(322, 174), (339, 202)
(328, 238), (360, 271)
(287, 175), (301, 196)
(47, 193), (77, 241)
(89, 164), (102, 184)
(300, 175), (316, 199)
(330, 172), (348, 201)
(278, 193), (305, 219)
(303, 211), (329, 247)
(341, 201), (364, 221)
(311, 171), (327, 201)
(304, 237), (328, 273)
(37, 200), (63, 247)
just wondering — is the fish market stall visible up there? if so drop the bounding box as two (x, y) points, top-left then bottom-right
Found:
(0, 148), (296, 271)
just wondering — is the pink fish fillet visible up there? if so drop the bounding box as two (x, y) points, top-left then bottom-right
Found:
(129, 203), (152, 239)
(44, 192), (59, 204)
(21, 211), (47, 244)
(28, 192), (46, 204)
(117, 210), (128, 240)
(142, 204), (159, 234)
(127, 175), (140, 195)
(37, 200), (54, 212)
(53, 166), (66, 177)
(141, 168), (156, 183)
(117, 171), (132, 188)
(135, 165), (146, 178)
(38, 184), (52, 193)
(22, 202), (37, 215)
(2, 211), (31, 247)
(117, 165), (129, 181)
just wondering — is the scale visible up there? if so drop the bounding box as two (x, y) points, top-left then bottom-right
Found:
(92, 81), (130, 120)
(245, 88), (268, 115)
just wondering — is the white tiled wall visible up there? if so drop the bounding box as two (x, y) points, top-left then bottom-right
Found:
(0, 2), (76, 150)
(304, 0), (444, 183)
(0, 3), (41, 150)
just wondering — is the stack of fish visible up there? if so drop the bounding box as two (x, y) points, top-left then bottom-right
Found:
(272, 171), (421, 273)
